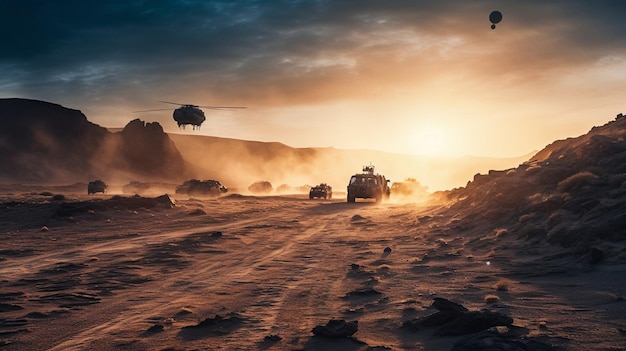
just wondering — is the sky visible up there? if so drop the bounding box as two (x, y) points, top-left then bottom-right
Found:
(1, 0), (625, 158)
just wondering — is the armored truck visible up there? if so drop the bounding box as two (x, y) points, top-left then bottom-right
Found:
(309, 183), (333, 199)
(347, 165), (390, 203)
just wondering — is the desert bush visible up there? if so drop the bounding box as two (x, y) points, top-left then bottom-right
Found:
(51, 194), (66, 201)
(518, 225), (546, 242)
(494, 228), (509, 238)
(484, 294), (500, 303)
(518, 213), (535, 223)
(527, 193), (543, 202)
(188, 208), (206, 216)
(557, 171), (598, 193)
(493, 279), (510, 291)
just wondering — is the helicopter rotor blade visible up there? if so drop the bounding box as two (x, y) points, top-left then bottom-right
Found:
(199, 106), (247, 110)
(158, 100), (186, 106)
(133, 108), (173, 113)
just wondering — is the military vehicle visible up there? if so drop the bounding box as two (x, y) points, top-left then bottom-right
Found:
(175, 179), (228, 196)
(134, 101), (246, 130)
(248, 181), (273, 194)
(347, 165), (390, 202)
(87, 180), (107, 194)
(309, 183), (332, 199)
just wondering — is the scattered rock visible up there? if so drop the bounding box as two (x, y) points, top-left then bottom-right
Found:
(264, 334), (282, 342)
(144, 324), (164, 334)
(451, 326), (565, 351)
(403, 298), (513, 336)
(189, 208), (206, 216)
(312, 319), (358, 338)
(383, 247), (392, 253)
(0, 302), (24, 312)
(211, 231), (223, 238)
(344, 288), (382, 299)
(484, 294), (500, 304)
(40, 226), (49, 232)
(51, 194), (66, 201)
(178, 313), (244, 339)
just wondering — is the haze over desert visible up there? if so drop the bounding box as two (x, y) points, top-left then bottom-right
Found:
(1, 99), (625, 350)
(2, 1), (626, 350)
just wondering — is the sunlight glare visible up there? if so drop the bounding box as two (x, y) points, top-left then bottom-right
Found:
(407, 123), (456, 157)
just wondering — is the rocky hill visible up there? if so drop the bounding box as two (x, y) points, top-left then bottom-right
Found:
(435, 114), (626, 256)
(0, 98), (189, 183)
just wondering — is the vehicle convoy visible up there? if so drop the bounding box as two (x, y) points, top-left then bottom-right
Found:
(309, 183), (332, 199)
(347, 165), (390, 202)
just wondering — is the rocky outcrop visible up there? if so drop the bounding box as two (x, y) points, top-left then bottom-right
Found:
(0, 98), (108, 181)
(402, 298), (513, 336)
(111, 119), (187, 179)
(435, 115), (626, 250)
(0, 99), (191, 182)
(312, 319), (358, 338)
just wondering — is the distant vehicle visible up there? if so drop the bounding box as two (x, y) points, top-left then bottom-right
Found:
(309, 183), (333, 199)
(88, 180), (107, 194)
(391, 178), (428, 197)
(176, 179), (228, 196)
(248, 181), (273, 194)
(134, 101), (246, 130)
(122, 181), (151, 194)
(347, 165), (390, 203)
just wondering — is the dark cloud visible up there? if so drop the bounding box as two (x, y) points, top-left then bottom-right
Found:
(1, 0), (625, 108)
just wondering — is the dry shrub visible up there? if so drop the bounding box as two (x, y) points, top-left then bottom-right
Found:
(51, 194), (66, 201)
(527, 193), (543, 202)
(557, 171), (598, 193)
(518, 213), (535, 223)
(525, 165), (541, 174)
(493, 279), (510, 291)
(494, 228), (509, 238)
(189, 208), (206, 216)
(484, 294), (500, 303)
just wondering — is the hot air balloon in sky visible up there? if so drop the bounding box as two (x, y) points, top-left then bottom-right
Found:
(489, 10), (502, 29)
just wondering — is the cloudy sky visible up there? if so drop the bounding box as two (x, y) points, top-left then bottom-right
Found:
(2, 0), (625, 157)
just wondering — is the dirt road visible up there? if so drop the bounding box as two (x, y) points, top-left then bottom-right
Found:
(1, 194), (624, 350)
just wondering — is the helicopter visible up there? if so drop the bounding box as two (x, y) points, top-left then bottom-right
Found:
(134, 101), (246, 130)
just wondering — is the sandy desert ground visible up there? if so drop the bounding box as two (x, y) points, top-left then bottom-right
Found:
(1, 185), (625, 351)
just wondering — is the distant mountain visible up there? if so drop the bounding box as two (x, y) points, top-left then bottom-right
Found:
(0, 98), (189, 183)
(436, 114), (626, 250)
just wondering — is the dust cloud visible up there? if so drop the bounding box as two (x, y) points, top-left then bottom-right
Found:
(169, 134), (530, 198)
